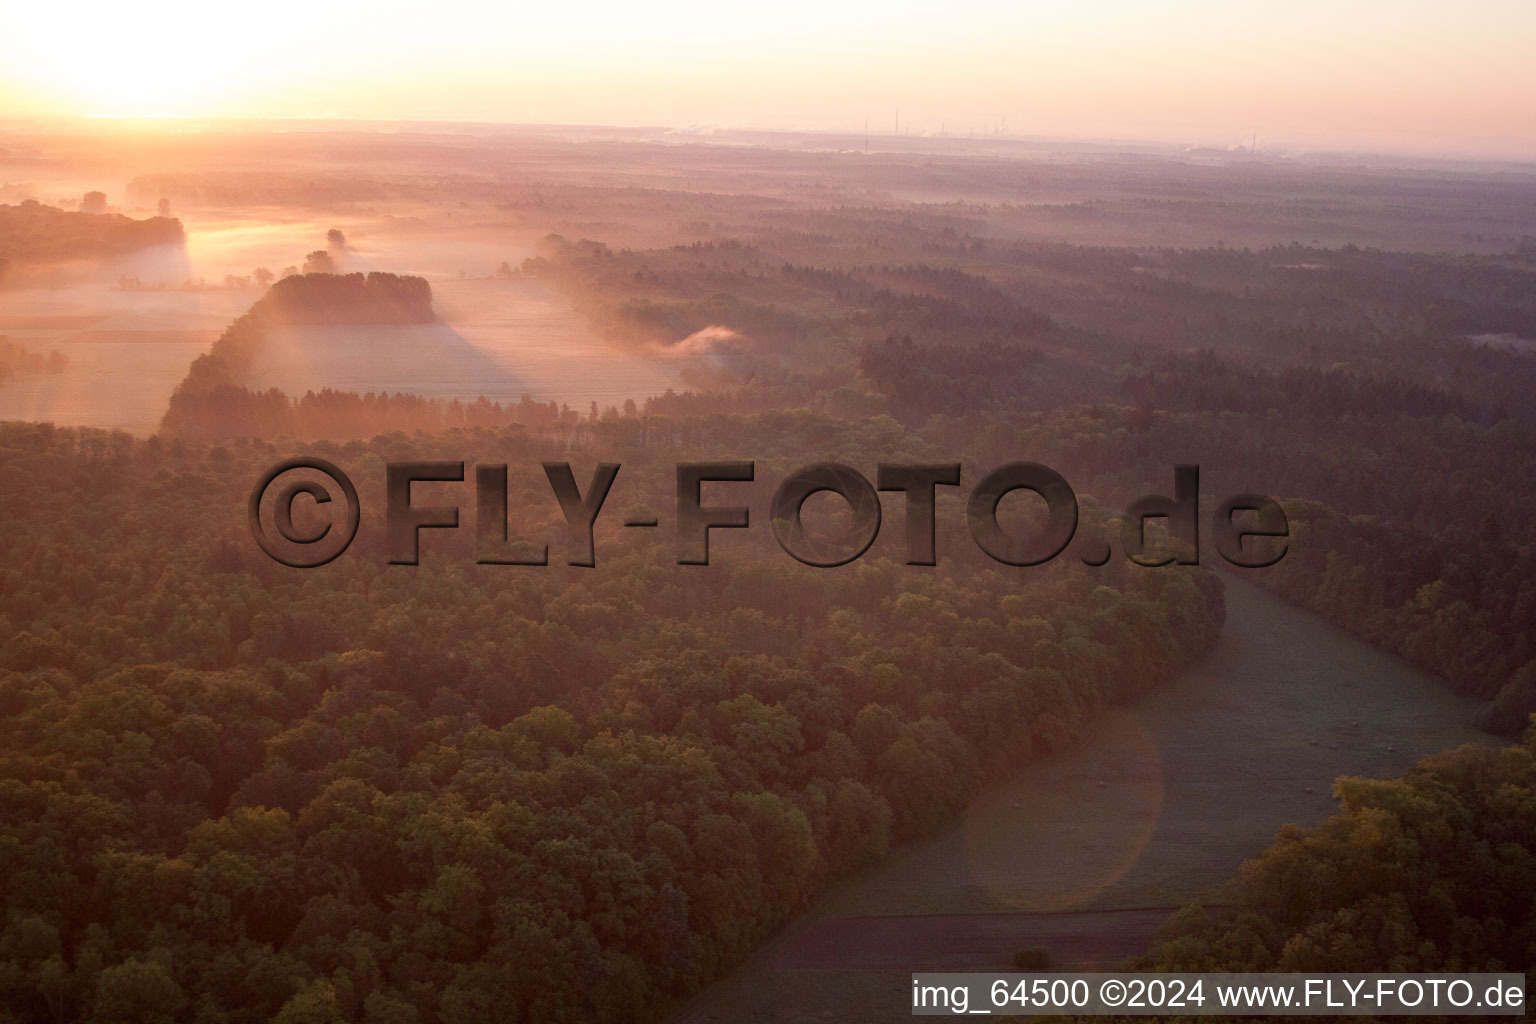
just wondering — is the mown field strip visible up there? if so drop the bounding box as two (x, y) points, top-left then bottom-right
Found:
(678, 575), (1488, 1023)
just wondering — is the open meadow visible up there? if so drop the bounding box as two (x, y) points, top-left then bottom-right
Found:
(243, 279), (685, 412)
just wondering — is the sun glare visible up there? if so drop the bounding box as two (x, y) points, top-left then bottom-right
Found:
(1, 0), (1533, 154)
(1, 1), (364, 115)
(6, 11), (239, 113)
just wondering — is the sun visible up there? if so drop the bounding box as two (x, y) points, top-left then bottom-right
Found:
(3, 7), (246, 114)
(0, 1), (348, 115)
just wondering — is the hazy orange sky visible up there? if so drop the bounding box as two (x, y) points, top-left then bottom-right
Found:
(3, 0), (1534, 157)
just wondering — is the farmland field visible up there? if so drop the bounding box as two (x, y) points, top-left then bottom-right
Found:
(0, 237), (688, 433)
(0, 283), (252, 435)
(677, 575), (1488, 1023)
(244, 278), (685, 411)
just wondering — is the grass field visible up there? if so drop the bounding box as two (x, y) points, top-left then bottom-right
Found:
(675, 575), (1489, 1023)
(242, 279), (687, 411)
(0, 210), (693, 436)
(0, 283), (252, 435)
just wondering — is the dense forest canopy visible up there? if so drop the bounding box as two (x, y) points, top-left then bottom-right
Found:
(161, 227), (1536, 736)
(0, 421), (1222, 1023)
(1138, 728), (1536, 975)
(0, 201), (184, 266)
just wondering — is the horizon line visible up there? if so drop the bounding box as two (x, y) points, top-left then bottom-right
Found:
(3, 114), (1536, 171)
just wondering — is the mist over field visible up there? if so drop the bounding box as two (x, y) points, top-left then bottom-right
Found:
(0, 196), (695, 432)
(2, 103), (1536, 1024)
